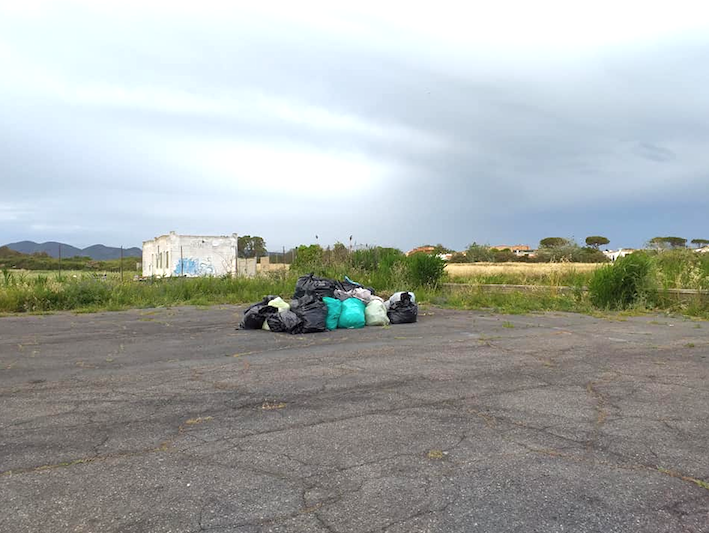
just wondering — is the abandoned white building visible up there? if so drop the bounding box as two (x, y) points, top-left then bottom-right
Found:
(142, 232), (256, 277)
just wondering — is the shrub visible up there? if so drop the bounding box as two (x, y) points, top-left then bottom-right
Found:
(588, 252), (656, 309)
(350, 247), (404, 272)
(290, 245), (323, 272)
(574, 247), (609, 263)
(466, 243), (493, 262)
(407, 253), (445, 288)
(448, 252), (468, 263)
(654, 249), (709, 290)
(491, 250), (517, 263)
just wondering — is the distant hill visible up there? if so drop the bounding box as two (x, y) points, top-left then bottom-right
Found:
(81, 244), (141, 260)
(3, 241), (141, 260)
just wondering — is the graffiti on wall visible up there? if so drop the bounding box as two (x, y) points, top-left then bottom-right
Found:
(173, 257), (216, 276)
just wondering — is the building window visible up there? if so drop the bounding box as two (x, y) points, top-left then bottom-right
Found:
(165, 251), (169, 270)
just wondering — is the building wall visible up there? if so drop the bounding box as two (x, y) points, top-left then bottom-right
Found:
(142, 232), (244, 277)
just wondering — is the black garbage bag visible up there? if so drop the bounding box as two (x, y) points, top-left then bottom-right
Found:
(293, 273), (337, 299)
(290, 294), (328, 333)
(337, 277), (376, 295)
(238, 295), (280, 329)
(387, 292), (418, 324)
(266, 310), (303, 334)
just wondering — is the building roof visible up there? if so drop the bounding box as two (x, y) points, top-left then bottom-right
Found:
(143, 231), (238, 245)
(406, 246), (436, 256)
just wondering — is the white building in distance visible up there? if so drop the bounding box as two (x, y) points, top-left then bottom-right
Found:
(603, 248), (635, 261)
(142, 232), (256, 277)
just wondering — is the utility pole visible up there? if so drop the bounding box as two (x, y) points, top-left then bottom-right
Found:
(58, 244), (62, 278)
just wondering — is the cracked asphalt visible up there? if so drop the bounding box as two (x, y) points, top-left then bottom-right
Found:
(1, 306), (708, 532)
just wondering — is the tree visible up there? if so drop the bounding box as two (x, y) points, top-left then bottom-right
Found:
(648, 237), (667, 251)
(431, 244), (453, 255)
(465, 243), (493, 262)
(448, 252), (468, 263)
(691, 238), (709, 248)
(539, 237), (570, 248)
(649, 236), (686, 250)
(237, 235), (267, 258)
(664, 236), (687, 248)
(585, 236), (610, 249)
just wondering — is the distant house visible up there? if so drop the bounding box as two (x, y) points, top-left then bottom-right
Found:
(406, 246), (436, 257)
(142, 231), (256, 277)
(490, 245), (534, 257)
(603, 248), (634, 261)
(696, 246), (709, 254)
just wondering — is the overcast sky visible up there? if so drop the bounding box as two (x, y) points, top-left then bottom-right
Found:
(1, 1), (708, 251)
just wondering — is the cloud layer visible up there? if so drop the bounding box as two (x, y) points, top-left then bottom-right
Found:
(1, 1), (708, 250)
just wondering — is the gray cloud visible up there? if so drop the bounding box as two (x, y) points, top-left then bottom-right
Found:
(1, 2), (708, 251)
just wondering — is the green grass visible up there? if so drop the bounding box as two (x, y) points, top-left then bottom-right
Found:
(0, 272), (293, 313)
(416, 286), (594, 315)
(1, 252), (708, 320)
(589, 252), (656, 310)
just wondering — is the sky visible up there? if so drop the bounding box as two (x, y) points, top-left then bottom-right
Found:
(1, 0), (708, 252)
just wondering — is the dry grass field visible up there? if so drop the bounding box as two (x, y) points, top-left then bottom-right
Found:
(445, 262), (603, 286)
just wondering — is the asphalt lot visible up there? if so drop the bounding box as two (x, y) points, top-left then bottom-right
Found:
(1, 306), (708, 533)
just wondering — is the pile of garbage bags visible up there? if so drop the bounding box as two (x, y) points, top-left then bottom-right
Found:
(238, 273), (418, 334)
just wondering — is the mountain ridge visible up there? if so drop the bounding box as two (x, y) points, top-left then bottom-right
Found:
(3, 241), (141, 260)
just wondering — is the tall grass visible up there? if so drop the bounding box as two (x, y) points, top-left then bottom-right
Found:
(588, 252), (656, 310)
(654, 249), (709, 291)
(446, 263), (596, 288)
(0, 273), (295, 313)
(1, 250), (707, 319)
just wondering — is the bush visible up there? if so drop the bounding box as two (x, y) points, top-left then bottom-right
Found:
(466, 243), (493, 262)
(574, 247), (609, 263)
(448, 252), (468, 263)
(290, 245), (323, 272)
(588, 252), (656, 309)
(491, 250), (517, 263)
(407, 253), (445, 288)
(654, 249), (709, 291)
(534, 244), (608, 263)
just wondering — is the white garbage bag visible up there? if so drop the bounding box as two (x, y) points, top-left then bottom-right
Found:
(365, 299), (390, 326)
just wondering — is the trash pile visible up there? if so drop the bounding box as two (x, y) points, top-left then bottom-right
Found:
(239, 273), (418, 334)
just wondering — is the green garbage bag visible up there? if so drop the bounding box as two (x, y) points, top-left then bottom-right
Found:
(338, 298), (366, 329)
(323, 297), (342, 331)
